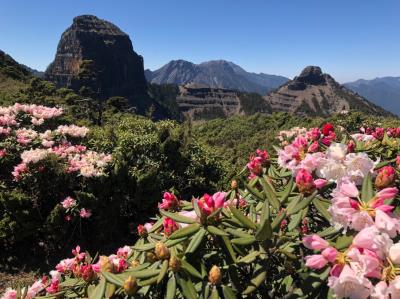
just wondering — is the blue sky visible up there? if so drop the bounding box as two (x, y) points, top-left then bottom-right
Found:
(1, 0), (399, 82)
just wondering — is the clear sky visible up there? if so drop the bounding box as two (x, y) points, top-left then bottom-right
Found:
(1, 0), (399, 82)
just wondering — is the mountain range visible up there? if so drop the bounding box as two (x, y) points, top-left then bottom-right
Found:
(145, 60), (289, 94)
(345, 77), (400, 116)
(1, 14), (398, 120)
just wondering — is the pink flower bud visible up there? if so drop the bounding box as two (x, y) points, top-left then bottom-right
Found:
(305, 254), (328, 269)
(375, 166), (396, 189)
(296, 169), (316, 194)
(308, 141), (319, 153)
(163, 217), (179, 236)
(137, 224), (148, 237)
(314, 179), (327, 189)
(347, 140), (355, 153)
(321, 247), (338, 263)
(159, 192), (179, 210)
(303, 234), (329, 250)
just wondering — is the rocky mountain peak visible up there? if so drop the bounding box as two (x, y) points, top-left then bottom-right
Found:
(265, 66), (391, 117)
(45, 15), (147, 104)
(70, 15), (126, 36)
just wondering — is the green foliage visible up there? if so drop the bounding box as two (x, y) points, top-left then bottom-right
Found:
(238, 92), (272, 115)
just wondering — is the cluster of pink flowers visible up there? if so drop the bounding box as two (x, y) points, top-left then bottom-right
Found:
(303, 226), (400, 298)
(247, 149), (269, 179)
(278, 124), (376, 184)
(60, 196), (92, 221)
(1, 244), (134, 299)
(0, 104), (112, 181)
(159, 192), (180, 210)
(56, 125), (89, 138)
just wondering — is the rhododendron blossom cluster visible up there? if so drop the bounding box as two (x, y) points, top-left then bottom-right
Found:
(0, 104), (112, 223)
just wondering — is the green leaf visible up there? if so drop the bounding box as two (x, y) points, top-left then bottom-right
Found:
(181, 260), (203, 279)
(88, 277), (106, 299)
(223, 286), (236, 299)
(237, 251), (259, 264)
(221, 235), (237, 263)
(313, 197), (331, 221)
(244, 183), (264, 201)
(271, 210), (286, 231)
(148, 217), (164, 233)
(255, 198), (272, 241)
(166, 275), (177, 299)
(279, 177), (294, 204)
(231, 236), (256, 246)
(242, 267), (266, 295)
(260, 176), (280, 210)
(207, 225), (229, 236)
(169, 223), (201, 240)
(160, 210), (197, 224)
(132, 242), (155, 251)
(335, 235), (353, 250)
(101, 271), (124, 287)
(192, 199), (202, 218)
(229, 206), (257, 230)
(123, 268), (160, 279)
(210, 288), (219, 299)
(165, 237), (189, 247)
(287, 190), (318, 215)
(157, 260), (169, 284)
(177, 275), (197, 299)
(287, 211), (303, 232)
(361, 173), (374, 203)
(185, 228), (206, 254)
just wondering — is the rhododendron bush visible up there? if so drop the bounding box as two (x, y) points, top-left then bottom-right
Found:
(5, 121), (400, 298)
(0, 103), (113, 265)
(0, 104), (225, 270)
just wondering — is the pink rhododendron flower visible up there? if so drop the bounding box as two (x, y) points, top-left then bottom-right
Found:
(321, 247), (338, 263)
(1, 289), (17, 299)
(196, 192), (226, 216)
(117, 246), (132, 259)
(0, 149), (6, 158)
(159, 192), (179, 210)
(61, 197), (76, 209)
(296, 169), (316, 193)
(79, 208), (92, 218)
(163, 217), (179, 236)
(45, 279), (59, 294)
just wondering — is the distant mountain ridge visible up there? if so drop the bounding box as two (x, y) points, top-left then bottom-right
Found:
(145, 60), (289, 94)
(345, 77), (400, 116)
(264, 66), (392, 117)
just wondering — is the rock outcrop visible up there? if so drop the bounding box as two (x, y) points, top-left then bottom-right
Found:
(45, 15), (147, 101)
(264, 66), (391, 116)
(175, 83), (271, 121)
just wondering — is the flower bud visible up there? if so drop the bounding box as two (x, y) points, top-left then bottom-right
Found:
(231, 180), (238, 190)
(296, 169), (316, 194)
(131, 259), (140, 268)
(99, 256), (113, 272)
(155, 242), (170, 260)
(124, 276), (138, 296)
(146, 252), (157, 263)
(375, 166), (396, 189)
(208, 265), (222, 285)
(169, 256), (181, 272)
(137, 224), (148, 237)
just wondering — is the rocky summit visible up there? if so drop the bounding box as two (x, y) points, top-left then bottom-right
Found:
(264, 66), (391, 117)
(45, 15), (147, 101)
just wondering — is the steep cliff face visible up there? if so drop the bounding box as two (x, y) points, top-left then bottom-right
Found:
(175, 83), (271, 121)
(45, 15), (147, 101)
(264, 66), (391, 117)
